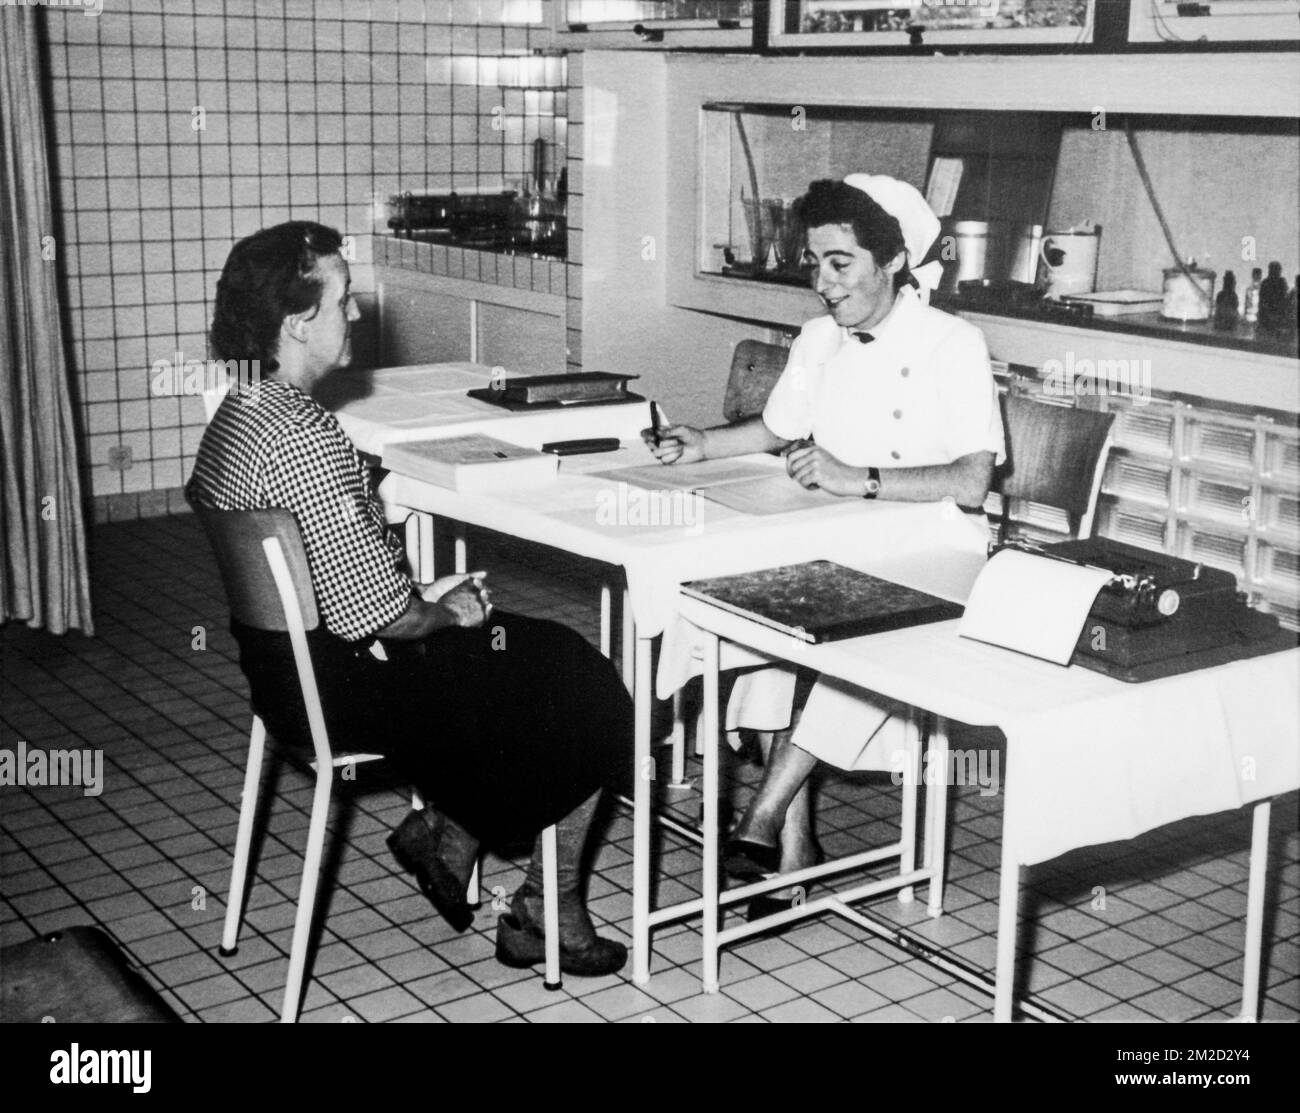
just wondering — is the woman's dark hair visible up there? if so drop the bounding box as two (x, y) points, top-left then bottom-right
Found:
(795, 179), (916, 292)
(209, 221), (344, 369)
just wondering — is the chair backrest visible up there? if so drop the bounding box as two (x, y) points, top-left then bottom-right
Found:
(723, 340), (790, 423)
(192, 505), (320, 633)
(201, 386), (227, 423)
(996, 393), (1115, 542)
(193, 503), (336, 769)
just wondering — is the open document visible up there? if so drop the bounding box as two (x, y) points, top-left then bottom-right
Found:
(958, 548), (1111, 665)
(593, 458), (838, 515)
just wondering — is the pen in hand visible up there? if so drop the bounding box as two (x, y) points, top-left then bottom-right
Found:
(784, 437), (819, 488)
(649, 400), (665, 447)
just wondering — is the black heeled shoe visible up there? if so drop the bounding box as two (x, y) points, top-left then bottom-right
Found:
(723, 837), (782, 880)
(745, 888), (811, 936)
(387, 810), (474, 933)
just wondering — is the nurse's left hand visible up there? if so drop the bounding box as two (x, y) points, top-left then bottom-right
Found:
(785, 443), (860, 497)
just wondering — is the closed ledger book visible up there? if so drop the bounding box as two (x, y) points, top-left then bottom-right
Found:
(500, 372), (634, 404)
(682, 561), (963, 644)
(382, 434), (558, 492)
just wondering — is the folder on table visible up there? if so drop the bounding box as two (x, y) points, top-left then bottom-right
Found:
(682, 561), (963, 644)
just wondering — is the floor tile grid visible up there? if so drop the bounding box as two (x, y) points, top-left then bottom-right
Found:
(2, 522), (1300, 1024)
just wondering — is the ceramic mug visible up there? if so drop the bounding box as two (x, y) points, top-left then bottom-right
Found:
(1039, 228), (1101, 298)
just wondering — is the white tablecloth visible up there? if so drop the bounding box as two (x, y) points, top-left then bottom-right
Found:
(675, 595), (1300, 867)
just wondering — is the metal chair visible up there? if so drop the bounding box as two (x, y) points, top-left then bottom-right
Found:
(993, 392), (1116, 544)
(723, 339), (791, 423)
(194, 505), (560, 1022)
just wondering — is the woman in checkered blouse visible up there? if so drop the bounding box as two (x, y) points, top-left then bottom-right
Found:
(188, 222), (632, 977)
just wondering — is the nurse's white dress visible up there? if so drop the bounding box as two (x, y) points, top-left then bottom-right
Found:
(731, 285), (1006, 771)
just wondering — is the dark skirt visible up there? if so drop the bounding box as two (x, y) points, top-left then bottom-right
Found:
(232, 612), (633, 846)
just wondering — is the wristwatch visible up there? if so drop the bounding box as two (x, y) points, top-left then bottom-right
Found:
(862, 466), (881, 500)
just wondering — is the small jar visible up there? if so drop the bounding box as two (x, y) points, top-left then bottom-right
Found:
(1161, 264), (1216, 322)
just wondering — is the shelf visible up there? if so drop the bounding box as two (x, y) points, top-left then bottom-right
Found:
(929, 293), (1299, 361)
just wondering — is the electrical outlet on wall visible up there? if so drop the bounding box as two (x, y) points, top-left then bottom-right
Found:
(107, 446), (133, 471)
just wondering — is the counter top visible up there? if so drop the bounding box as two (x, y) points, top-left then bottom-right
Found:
(377, 233), (572, 299)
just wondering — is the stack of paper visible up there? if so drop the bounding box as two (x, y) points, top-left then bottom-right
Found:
(382, 434), (558, 492)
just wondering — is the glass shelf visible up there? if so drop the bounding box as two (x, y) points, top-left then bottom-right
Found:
(770, 0), (1096, 48)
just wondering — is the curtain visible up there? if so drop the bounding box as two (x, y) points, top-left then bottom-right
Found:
(0, 8), (93, 636)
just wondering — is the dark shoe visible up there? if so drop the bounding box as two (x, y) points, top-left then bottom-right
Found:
(495, 913), (628, 977)
(387, 811), (474, 933)
(745, 888), (812, 936)
(723, 836), (781, 880)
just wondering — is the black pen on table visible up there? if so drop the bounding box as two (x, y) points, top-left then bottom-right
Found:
(649, 400), (665, 447)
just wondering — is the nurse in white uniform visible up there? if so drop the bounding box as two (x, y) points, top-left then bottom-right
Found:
(646, 174), (1005, 889)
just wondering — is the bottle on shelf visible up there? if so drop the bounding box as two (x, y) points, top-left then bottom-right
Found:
(1243, 267), (1263, 323)
(1257, 261), (1289, 335)
(1214, 270), (1240, 331)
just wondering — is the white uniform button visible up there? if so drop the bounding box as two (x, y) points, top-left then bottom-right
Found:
(890, 450), (901, 460)
(899, 367), (910, 377)
(893, 409), (902, 419)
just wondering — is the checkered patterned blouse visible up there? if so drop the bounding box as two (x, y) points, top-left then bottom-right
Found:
(187, 379), (411, 642)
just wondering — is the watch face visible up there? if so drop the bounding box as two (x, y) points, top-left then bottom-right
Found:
(864, 478), (880, 497)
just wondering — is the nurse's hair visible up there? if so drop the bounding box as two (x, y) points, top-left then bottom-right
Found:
(795, 179), (917, 292)
(210, 221), (344, 371)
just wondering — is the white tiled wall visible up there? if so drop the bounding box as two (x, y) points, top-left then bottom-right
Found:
(41, 0), (558, 511)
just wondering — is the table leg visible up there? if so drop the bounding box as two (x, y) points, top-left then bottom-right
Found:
(994, 830), (1020, 1022)
(1240, 799), (1272, 1022)
(925, 716), (950, 918)
(453, 524), (467, 575)
(418, 512), (435, 582)
(632, 632), (653, 985)
(701, 633), (721, 993)
(898, 711), (921, 904)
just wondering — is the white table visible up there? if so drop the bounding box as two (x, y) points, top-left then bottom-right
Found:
(674, 587), (1300, 1021)
(331, 362), (654, 458)
(330, 364), (993, 984)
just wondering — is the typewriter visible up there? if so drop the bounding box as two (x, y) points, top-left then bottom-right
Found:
(993, 537), (1295, 681)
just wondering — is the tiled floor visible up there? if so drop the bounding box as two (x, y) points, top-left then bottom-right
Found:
(1, 514), (1297, 1023)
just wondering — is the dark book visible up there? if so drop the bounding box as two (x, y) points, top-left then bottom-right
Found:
(495, 371), (635, 404)
(682, 561), (963, 644)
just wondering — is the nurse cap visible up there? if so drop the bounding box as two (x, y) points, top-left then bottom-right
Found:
(842, 173), (944, 299)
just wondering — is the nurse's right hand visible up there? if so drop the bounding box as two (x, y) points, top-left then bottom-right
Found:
(641, 424), (706, 465)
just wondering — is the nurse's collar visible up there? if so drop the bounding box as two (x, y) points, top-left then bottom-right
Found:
(842, 287), (911, 345)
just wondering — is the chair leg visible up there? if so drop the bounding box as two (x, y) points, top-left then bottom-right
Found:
(220, 715), (267, 957)
(466, 858), (481, 907)
(540, 823), (561, 990)
(281, 763), (334, 1023)
(669, 690), (688, 786)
